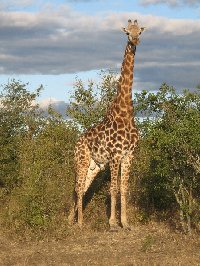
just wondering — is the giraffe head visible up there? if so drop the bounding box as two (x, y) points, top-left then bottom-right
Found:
(122, 19), (146, 45)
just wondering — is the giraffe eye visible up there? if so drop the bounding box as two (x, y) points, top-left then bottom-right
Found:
(139, 32), (142, 35)
(126, 32), (130, 36)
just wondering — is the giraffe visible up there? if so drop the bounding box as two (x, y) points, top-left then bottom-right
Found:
(69, 19), (146, 231)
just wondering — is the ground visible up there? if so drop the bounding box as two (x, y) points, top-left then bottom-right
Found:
(1, 223), (200, 266)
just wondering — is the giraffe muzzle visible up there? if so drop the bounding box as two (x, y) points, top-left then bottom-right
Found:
(129, 36), (140, 45)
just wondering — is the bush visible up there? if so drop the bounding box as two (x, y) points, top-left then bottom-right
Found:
(133, 84), (200, 232)
(3, 114), (78, 238)
(0, 80), (42, 192)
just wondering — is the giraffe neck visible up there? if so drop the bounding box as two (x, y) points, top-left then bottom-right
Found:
(118, 41), (135, 95)
(109, 41), (136, 117)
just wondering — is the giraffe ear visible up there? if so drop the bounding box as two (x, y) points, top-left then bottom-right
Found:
(121, 27), (129, 34)
(141, 27), (147, 32)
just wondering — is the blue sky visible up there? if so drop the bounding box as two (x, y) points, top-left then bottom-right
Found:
(0, 0), (200, 110)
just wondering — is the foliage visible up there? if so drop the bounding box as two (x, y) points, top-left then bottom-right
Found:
(67, 70), (118, 131)
(7, 116), (78, 236)
(0, 80), (78, 238)
(134, 84), (200, 233)
(0, 80), (43, 192)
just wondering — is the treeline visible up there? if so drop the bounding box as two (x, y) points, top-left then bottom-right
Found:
(0, 73), (200, 238)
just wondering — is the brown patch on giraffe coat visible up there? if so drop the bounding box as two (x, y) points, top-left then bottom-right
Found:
(123, 139), (129, 146)
(117, 135), (123, 142)
(126, 54), (132, 62)
(115, 143), (122, 149)
(98, 132), (104, 138)
(107, 142), (113, 149)
(110, 128), (114, 135)
(118, 130), (126, 137)
(113, 132), (117, 139)
(113, 121), (117, 131)
(118, 123), (124, 129)
(124, 95), (131, 103)
(106, 136), (110, 142)
(99, 147), (104, 154)
(99, 124), (105, 132)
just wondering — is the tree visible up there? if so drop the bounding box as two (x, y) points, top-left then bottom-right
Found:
(67, 70), (118, 131)
(12, 113), (78, 234)
(1, 90), (79, 236)
(0, 80), (43, 191)
(134, 84), (200, 233)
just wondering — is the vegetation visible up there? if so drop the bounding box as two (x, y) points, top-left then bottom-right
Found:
(67, 70), (118, 130)
(0, 75), (200, 238)
(134, 84), (200, 233)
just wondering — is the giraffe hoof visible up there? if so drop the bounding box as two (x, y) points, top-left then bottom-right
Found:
(68, 214), (75, 226)
(122, 225), (133, 231)
(109, 225), (120, 232)
(68, 219), (74, 226)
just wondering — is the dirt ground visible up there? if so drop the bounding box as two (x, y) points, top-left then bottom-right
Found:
(1, 223), (200, 266)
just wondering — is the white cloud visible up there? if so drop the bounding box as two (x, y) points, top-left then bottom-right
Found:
(39, 98), (59, 109)
(39, 98), (69, 116)
(0, 7), (200, 91)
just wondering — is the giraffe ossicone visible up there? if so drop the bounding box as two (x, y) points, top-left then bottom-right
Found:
(68, 19), (146, 231)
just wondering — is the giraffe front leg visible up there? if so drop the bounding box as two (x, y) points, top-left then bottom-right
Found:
(83, 159), (100, 193)
(76, 161), (100, 227)
(70, 139), (91, 228)
(120, 154), (133, 230)
(68, 181), (85, 228)
(68, 182), (84, 227)
(109, 158), (120, 232)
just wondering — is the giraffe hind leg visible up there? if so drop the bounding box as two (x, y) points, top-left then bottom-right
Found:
(120, 154), (133, 230)
(109, 158), (121, 232)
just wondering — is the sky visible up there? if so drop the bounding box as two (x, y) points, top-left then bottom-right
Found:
(0, 0), (200, 112)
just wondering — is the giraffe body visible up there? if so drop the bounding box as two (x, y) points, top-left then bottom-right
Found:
(69, 20), (145, 230)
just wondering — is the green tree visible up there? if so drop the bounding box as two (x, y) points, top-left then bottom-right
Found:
(134, 84), (200, 233)
(67, 70), (118, 130)
(0, 80), (43, 192)
(2, 105), (79, 237)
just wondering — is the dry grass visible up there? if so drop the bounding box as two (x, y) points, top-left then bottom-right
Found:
(1, 222), (200, 266)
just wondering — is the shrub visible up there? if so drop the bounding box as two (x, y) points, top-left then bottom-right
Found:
(3, 115), (78, 237)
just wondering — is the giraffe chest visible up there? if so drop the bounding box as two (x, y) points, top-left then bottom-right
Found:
(86, 119), (138, 164)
